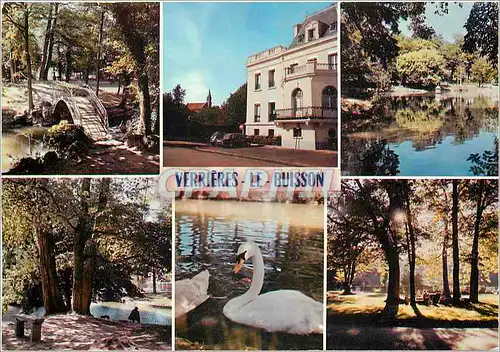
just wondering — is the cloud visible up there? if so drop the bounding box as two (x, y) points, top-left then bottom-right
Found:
(171, 71), (210, 103)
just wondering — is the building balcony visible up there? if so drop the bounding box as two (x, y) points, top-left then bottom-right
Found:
(275, 106), (336, 121)
(284, 61), (337, 81)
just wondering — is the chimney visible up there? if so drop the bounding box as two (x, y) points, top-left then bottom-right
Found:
(293, 24), (302, 38)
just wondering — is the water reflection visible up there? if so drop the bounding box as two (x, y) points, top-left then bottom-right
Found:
(90, 302), (171, 325)
(343, 95), (499, 176)
(175, 200), (324, 350)
(2, 127), (49, 172)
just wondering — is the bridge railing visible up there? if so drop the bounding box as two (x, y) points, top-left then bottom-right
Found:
(81, 84), (109, 133)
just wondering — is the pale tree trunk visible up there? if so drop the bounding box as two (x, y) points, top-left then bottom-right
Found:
(95, 9), (104, 97)
(452, 180), (461, 305)
(23, 5), (34, 113)
(442, 219), (451, 298)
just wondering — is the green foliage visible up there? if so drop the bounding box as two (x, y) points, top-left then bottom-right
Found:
(246, 135), (281, 146)
(223, 83), (247, 127)
(341, 3), (449, 94)
(397, 35), (439, 55)
(396, 49), (445, 87)
(463, 2), (499, 66)
(468, 137), (498, 176)
(46, 121), (92, 156)
(469, 57), (496, 87)
(2, 178), (173, 312)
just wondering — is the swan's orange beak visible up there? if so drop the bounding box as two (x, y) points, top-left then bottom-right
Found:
(234, 258), (245, 273)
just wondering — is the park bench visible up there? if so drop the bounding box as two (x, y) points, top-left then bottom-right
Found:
(14, 314), (45, 342)
(416, 292), (441, 306)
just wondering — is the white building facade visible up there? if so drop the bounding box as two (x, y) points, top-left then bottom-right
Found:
(245, 4), (338, 150)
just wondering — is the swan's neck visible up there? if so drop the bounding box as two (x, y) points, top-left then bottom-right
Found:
(238, 246), (265, 304)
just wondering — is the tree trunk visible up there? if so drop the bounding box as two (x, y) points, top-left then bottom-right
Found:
(152, 268), (157, 294)
(72, 179), (110, 315)
(38, 4), (53, 80)
(35, 226), (67, 314)
(136, 58), (152, 135)
(23, 6), (34, 113)
(442, 219), (451, 298)
(43, 3), (58, 80)
(95, 9), (105, 97)
(381, 244), (400, 319)
(65, 49), (71, 83)
(404, 188), (416, 307)
(452, 180), (461, 305)
(469, 180), (484, 303)
(9, 45), (16, 83)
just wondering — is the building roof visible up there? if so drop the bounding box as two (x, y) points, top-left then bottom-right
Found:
(187, 102), (207, 112)
(289, 4), (337, 48)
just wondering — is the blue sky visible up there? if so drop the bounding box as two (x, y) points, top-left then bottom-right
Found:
(400, 2), (473, 42)
(162, 2), (333, 105)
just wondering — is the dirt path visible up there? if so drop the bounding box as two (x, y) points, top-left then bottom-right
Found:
(2, 314), (171, 350)
(327, 325), (498, 350)
(56, 140), (160, 175)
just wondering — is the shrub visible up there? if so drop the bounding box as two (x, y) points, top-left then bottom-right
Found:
(246, 135), (281, 146)
(46, 121), (92, 156)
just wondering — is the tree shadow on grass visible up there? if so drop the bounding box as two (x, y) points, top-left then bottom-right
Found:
(326, 324), (498, 350)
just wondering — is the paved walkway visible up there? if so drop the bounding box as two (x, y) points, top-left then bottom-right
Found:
(163, 147), (281, 167)
(163, 141), (338, 167)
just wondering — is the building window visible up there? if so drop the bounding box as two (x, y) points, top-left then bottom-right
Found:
(268, 102), (276, 121)
(288, 63), (299, 74)
(268, 69), (275, 88)
(330, 22), (337, 32)
(292, 88), (303, 117)
(328, 54), (337, 70)
(268, 129), (274, 137)
(254, 104), (261, 122)
(255, 73), (261, 90)
(254, 129), (260, 136)
(322, 86), (337, 110)
(308, 29), (315, 41)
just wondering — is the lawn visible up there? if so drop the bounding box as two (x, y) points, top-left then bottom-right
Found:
(327, 291), (498, 328)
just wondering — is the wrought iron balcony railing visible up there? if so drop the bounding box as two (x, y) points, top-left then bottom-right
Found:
(275, 106), (336, 120)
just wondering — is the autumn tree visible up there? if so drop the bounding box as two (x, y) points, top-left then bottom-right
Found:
(109, 3), (159, 136)
(470, 58), (496, 87)
(467, 180), (498, 303)
(3, 180), (69, 314)
(2, 3), (35, 112)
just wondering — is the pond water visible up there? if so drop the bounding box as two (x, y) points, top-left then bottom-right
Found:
(2, 127), (49, 173)
(175, 199), (324, 350)
(6, 302), (171, 326)
(342, 94), (499, 176)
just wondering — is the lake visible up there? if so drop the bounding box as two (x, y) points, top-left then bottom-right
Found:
(342, 94), (498, 176)
(175, 199), (324, 350)
(4, 302), (171, 326)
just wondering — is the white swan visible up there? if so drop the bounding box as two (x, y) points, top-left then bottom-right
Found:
(175, 270), (210, 318)
(223, 241), (323, 334)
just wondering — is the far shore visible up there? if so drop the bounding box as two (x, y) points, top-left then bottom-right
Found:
(343, 83), (499, 102)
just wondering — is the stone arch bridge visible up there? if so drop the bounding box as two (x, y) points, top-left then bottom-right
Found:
(49, 84), (109, 139)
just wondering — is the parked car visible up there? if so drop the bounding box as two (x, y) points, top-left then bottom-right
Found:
(221, 133), (248, 148)
(209, 131), (225, 146)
